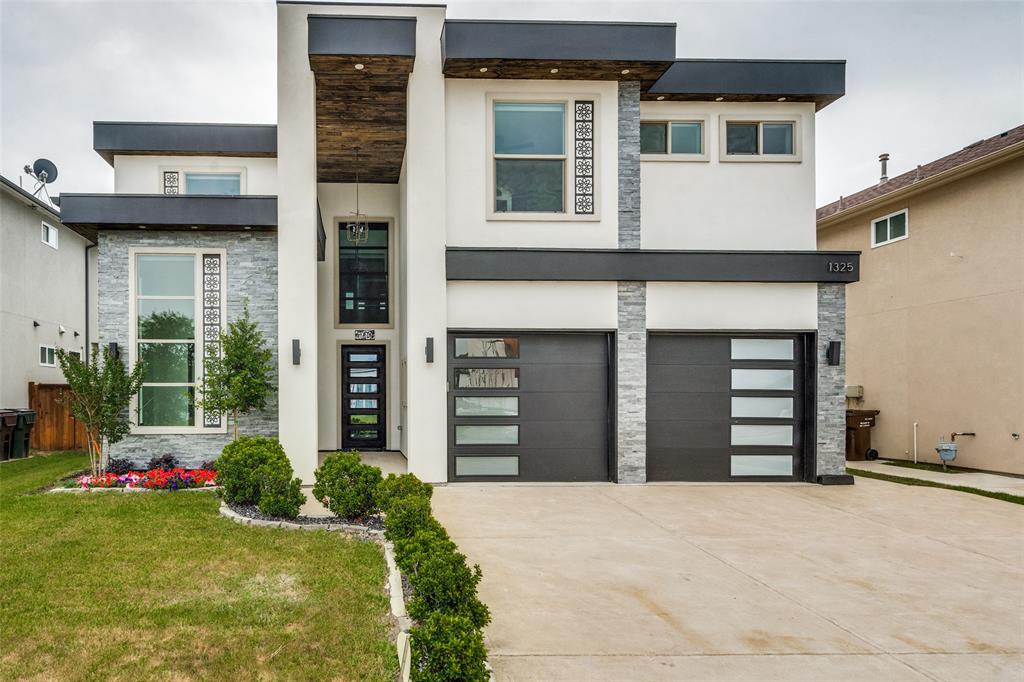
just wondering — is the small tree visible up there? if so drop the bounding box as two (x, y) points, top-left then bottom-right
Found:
(198, 301), (274, 440)
(56, 346), (144, 476)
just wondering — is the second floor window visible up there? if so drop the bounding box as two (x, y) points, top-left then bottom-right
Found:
(41, 221), (58, 249)
(725, 121), (795, 156)
(184, 172), (241, 195)
(494, 102), (566, 213)
(640, 121), (704, 155)
(339, 222), (389, 325)
(871, 209), (908, 247)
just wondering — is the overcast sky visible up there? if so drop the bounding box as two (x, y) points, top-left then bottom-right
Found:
(1, 0), (1021, 205)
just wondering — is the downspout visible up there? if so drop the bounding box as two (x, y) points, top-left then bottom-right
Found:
(913, 422), (918, 464)
(85, 242), (96, 365)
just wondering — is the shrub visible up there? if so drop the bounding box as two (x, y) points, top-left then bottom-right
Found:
(383, 494), (434, 543)
(375, 473), (432, 513)
(258, 471), (305, 519)
(405, 541), (490, 629)
(106, 457), (135, 475)
(312, 450), (382, 520)
(146, 453), (179, 471)
(216, 436), (292, 505)
(392, 523), (453, 574)
(410, 612), (489, 682)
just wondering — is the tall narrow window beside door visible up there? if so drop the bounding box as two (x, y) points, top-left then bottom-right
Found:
(338, 222), (389, 325)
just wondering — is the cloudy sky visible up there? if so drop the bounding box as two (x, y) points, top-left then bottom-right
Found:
(1, 0), (1021, 205)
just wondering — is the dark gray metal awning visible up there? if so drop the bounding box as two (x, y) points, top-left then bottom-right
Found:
(446, 248), (860, 283)
(58, 194), (277, 231)
(647, 60), (846, 109)
(93, 122), (277, 166)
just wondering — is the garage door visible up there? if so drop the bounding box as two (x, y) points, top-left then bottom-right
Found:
(647, 334), (809, 481)
(448, 333), (610, 482)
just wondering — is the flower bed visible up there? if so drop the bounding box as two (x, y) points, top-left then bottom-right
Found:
(67, 468), (217, 491)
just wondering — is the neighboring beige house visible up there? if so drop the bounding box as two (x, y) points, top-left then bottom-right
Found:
(0, 175), (97, 409)
(817, 125), (1024, 475)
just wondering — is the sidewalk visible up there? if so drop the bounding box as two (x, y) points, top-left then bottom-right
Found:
(850, 459), (1024, 496)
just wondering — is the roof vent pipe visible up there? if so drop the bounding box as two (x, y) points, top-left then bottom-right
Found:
(879, 153), (890, 183)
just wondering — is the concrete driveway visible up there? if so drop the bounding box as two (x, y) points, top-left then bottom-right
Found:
(432, 480), (1024, 681)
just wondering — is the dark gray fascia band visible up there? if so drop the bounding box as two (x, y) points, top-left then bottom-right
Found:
(58, 194), (277, 228)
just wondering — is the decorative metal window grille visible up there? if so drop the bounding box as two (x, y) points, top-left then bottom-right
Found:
(202, 254), (222, 427)
(574, 101), (595, 215)
(163, 171), (179, 195)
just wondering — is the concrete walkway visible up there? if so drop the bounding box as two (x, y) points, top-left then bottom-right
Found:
(433, 480), (1024, 681)
(849, 459), (1024, 496)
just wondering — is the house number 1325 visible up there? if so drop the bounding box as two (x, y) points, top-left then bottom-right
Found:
(827, 261), (854, 273)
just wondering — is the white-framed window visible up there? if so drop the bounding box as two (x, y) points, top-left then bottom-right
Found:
(719, 116), (800, 162)
(39, 345), (57, 367)
(640, 118), (708, 161)
(871, 209), (908, 247)
(41, 221), (58, 249)
(129, 248), (225, 433)
(183, 172), (242, 195)
(487, 94), (600, 221)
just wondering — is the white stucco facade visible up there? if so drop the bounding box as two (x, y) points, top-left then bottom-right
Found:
(113, 155), (278, 195)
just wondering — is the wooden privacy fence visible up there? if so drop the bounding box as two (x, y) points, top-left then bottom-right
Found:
(28, 383), (87, 451)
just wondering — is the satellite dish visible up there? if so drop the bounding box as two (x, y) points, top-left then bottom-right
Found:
(32, 158), (58, 183)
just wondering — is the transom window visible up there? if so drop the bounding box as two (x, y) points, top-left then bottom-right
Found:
(871, 209), (908, 247)
(135, 254), (197, 427)
(724, 121), (796, 157)
(184, 172), (241, 195)
(41, 221), (58, 249)
(338, 222), (389, 325)
(493, 102), (566, 213)
(640, 121), (704, 155)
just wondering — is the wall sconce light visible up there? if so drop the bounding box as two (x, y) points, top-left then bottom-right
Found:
(74, 331), (80, 338)
(108, 342), (120, 360)
(292, 339), (301, 365)
(425, 337), (435, 363)
(826, 340), (842, 366)
(59, 325), (66, 335)
(33, 320), (40, 328)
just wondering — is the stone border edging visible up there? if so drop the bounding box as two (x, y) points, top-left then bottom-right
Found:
(217, 502), (415, 679)
(48, 486), (221, 494)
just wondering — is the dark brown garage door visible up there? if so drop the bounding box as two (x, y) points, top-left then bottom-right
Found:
(647, 334), (811, 482)
(448, 333), (611, 482)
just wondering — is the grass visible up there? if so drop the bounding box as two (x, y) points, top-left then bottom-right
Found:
(881, 459), (969, 474)
(847, 467), (1024, 506)
(0, 452), (397, 681)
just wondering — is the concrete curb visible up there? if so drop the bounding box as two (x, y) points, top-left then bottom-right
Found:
(217, 502), (411, 678)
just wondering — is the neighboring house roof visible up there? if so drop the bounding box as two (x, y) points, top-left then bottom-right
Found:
(1, 174), (96, 243)
(817, 124), (1024, 226)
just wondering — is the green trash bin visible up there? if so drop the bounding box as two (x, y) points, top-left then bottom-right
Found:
(0, 410), (17, 460)
(8, 409), (36, 459)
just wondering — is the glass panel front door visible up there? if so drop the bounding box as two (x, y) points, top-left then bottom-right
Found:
(341, 345), (386, 450)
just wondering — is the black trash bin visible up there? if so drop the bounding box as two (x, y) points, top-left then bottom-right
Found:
(0, 410), (18, 460)
(6, 409), (37, 459)
(846, 409), (880, 461)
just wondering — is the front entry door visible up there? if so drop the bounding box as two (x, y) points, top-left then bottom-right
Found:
(341, 345), (386, 450)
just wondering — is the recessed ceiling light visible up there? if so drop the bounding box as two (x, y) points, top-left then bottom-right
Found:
(354, 63), (365, 70)
(620, 69), (630, 75)
(191, 225), (199, 230)
(550, 68), (559, 74)
(479, 67), (488, 73)
(656, 96), (665, 101)
(243, 225), (252, 231)
(715, 96), (724, 101)
(777, 97), (787, 102)
(138, 225), (147, 229)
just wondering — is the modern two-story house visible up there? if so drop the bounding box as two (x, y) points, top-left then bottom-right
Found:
(59, 2), (858, 485)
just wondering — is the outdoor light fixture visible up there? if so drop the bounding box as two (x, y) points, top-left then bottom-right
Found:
(292, 339), (301, 365)
(354, 63), (365, 70)
(656, 96), (665, 101)
(549, 68), (558, 74)
(826, 341), (842, 366)
(32, 320), (39, 328)
(715, 97), (724, 101)
(620, 69), (630, 75)
(344, 148), (370, 245)
(479, 67), (488, 73)
(425, 337), (435, 363)
(777, 97), (787, 102)
(108, 342), (120, 360)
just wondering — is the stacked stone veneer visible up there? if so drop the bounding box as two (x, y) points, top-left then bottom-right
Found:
(98, 230), (278, 467)
(816, 283), (847, 476)
(615, 81), (646, 483)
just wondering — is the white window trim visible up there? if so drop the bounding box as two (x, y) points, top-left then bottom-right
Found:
(718, 115), (802, 163)
(128, 246), (227, 435)
(41, 221), (58, 249)
(640, 116), (710, 162)
(160, 166), (247, 195)
(870, 208), (910, 248)
(485, 92), (601, 222)
(39, 345), (57, 367)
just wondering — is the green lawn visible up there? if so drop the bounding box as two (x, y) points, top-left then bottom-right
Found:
(881, 459), (968, 474)
(0, 452), (397, 681)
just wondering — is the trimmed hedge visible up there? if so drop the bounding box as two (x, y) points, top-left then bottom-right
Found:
(376, 473), (433, 513)
(215, 436), (305, 518)
(380, 472), (491, 680)
(312, 451), (382, 520)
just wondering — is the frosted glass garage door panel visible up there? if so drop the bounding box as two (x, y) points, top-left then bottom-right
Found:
(731, 424), (793, 446)
(731, 397), (794, 418)
(731, 369), (793, 390)
(731, 455), (793, 476)
(455, 456), (519, 476)
(731, 338), (794, 360)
